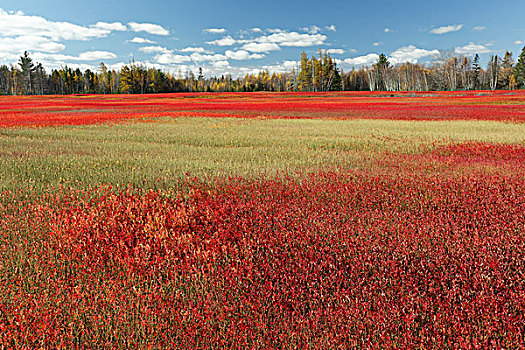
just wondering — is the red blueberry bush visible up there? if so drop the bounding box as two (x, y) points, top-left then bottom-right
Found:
(1, 90), (524, 127)
(1, 170), (525, 348)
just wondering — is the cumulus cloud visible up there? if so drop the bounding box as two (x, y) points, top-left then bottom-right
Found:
(384, 28), (392, 33)
(301, 25), (321, 34)
(343, 54), (380, 66)
(73, 51), (117, 61)
(139, 46), (172, 54)
(515, 40), (524, 45)
(325, 25), (336, 32)
(0, 36), (65, 57)
(129, 37), (155, 44)
(472, 26), (486, 31)
(251, 28), (262, 33)
(373, 42), (381, 46)
(255, 31), (327, 47)
(180, 47), (214, 54)
(204, 28), (226, 34)
(206, 36), (236, 46)
(92, 22), (127, 31)
(211, 60), (230, 68)
(207, 30), (326, 48)
(326, 49), (345, 54)
(0, 8), (119, 41)
(32, 51), (117, 62)
(389, 45), (439, 64)
(128, 22), (169, 36)
(224, 50), (264, 60)
(155, 53), (191, 64)
(430, 24), (463, 34)
(262, 60), (300, 73)
(454, 42), (491, 55)
(241, 42), (281, 53)
(189, 52), (228, 62)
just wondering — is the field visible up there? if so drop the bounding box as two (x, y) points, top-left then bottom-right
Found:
(1, 91), (525, 348)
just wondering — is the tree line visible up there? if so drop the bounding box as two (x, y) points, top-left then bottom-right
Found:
(1, 46), (525, 95)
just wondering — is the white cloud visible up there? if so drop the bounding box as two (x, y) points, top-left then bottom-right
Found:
(343, 54), (380, 66)
(326, 49), (345, 54)
(384, 28), (392, 33)
(472, 26), (486, 31)
(0, 8), (118, 41)
(301, 25), (321, 34)
(92, 22), (127, 32)
(128, 22), (169, 36)
(155, 53), (191, 64)
(189, 52), (228, 62)
(515, 40), (524, 45)
(129, 37), (155, 44)
(180, 47), (214, 54)
(454, 42), (492, 55)
(389, 45), (439, 64)
(430, 24), (463, 34)
(204, 28), (226, 34)
(251, 28), (262, 33)
(139, 46), (172, 54)
(75, 51), (118, 61)
(206, 36), (236, 46)
(255, 31), (327, 47)
(32, 51), (117, 62)
(268, 28), (285, 34)
(241, 42), (281, 53)
(211, 60), (230, 68)
(0, 36), (65, 58)
(325, 25), (336, 32)
(262, 60), (300, 73)
(373, 42), (381, 46)
(224, 50), (264, 60)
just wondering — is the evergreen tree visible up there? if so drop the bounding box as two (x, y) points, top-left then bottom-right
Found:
(376, 53), (390, 69)
(18, 51), (35, 94)
(375, 53), (390, 90)
(472, 54), (481, 89)
(500, 50), (514, 89)
(514, 46), (525, 89)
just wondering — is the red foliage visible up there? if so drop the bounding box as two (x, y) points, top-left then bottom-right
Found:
(1, 170), (525, 347)
(0, 90), (524, 127)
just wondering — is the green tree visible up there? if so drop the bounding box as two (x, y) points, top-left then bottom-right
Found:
(18, 51), (36, 94)
(375, 53), (390, 90)
(514, 46), (525, 89)
(472, 54), (481, 89)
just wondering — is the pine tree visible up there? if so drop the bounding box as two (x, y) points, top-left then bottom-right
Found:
(472, 54), (481, 90)
(514, 46), (525, 89)
(375, 53), (390, 90)
(18, 51), (35, 94)
(500, 50), (514, 89)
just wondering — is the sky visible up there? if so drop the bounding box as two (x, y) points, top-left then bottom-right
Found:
(0, 0), (524, 77)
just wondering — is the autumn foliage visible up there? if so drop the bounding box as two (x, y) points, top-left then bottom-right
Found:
(1, 92), (525, 348)
(0, 89), (524, 128)
(1, 151), (525, 347)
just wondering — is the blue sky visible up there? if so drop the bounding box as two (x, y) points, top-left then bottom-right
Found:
(0, 0), (523, 77)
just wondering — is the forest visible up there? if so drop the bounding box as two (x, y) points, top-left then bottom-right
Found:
(1, 46), (524, 95)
